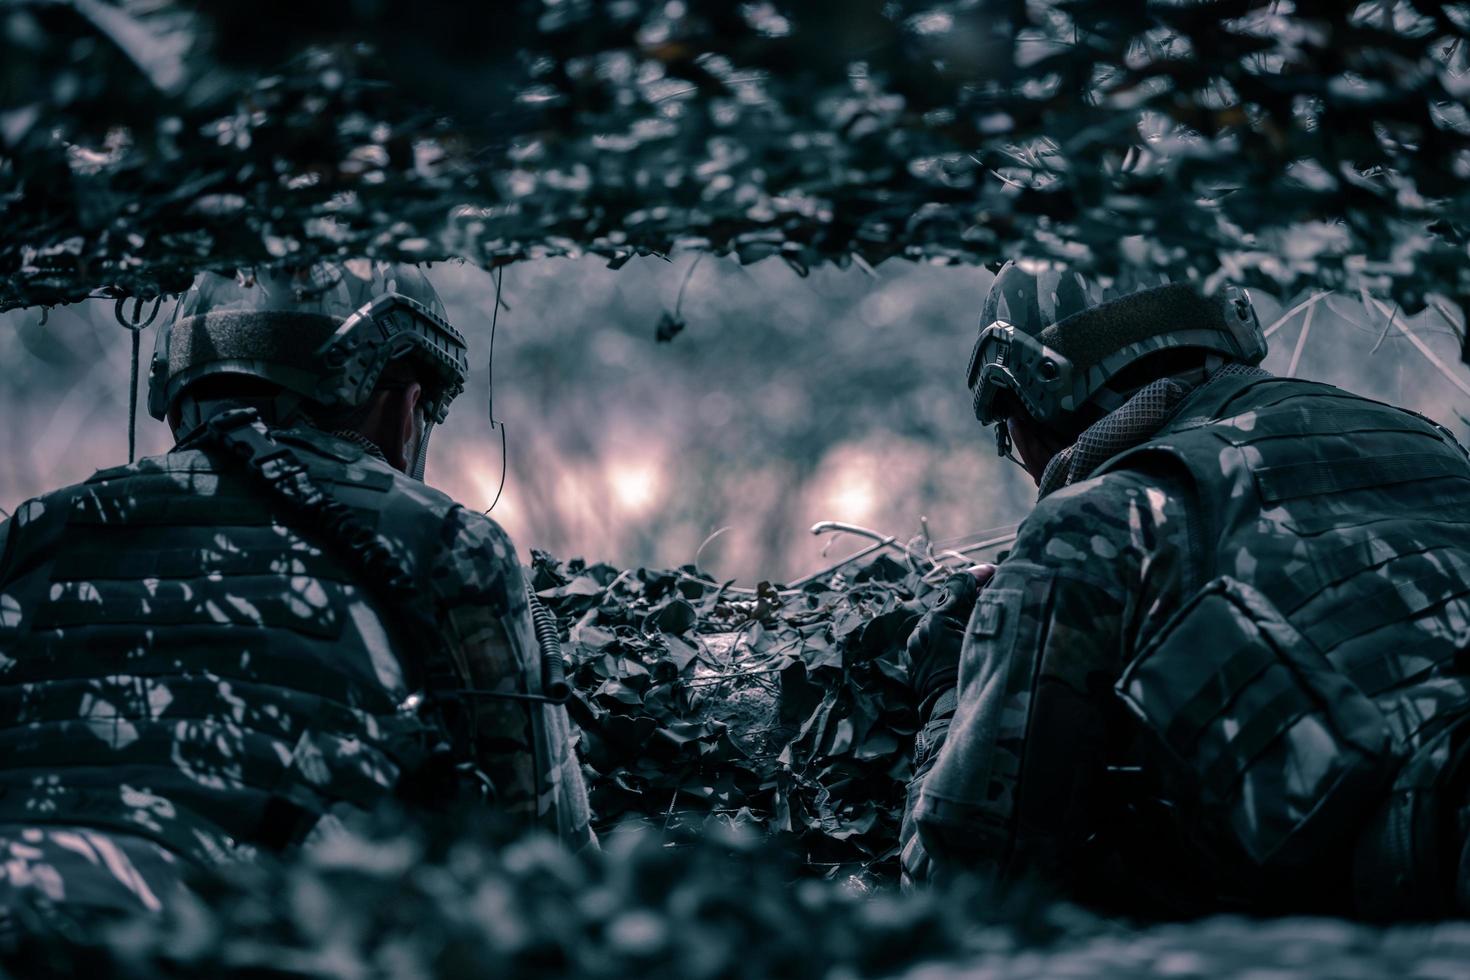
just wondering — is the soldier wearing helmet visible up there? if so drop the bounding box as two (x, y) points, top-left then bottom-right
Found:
(901, 261), (1470, 918)
(0, 261), (592, 929)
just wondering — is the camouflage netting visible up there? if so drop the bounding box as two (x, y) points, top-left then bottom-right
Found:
(0, 549), (1467, 978)
(4, 1), (1470, 362)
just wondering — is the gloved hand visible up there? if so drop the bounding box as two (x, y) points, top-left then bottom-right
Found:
(905, 565), (996, 709)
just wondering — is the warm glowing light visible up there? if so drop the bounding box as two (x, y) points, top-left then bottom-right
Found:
(827, 481), (876, 521)
(609, 462), (662, 515)
(463, 460), (514, 518)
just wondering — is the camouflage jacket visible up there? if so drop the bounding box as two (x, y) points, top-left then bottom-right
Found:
(902, 370), (1470, 917)
(0, 418), (592, 868)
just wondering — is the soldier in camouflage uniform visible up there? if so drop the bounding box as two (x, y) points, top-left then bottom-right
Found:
(901, 263), (1470, 918)
(0, 261), (592, 930)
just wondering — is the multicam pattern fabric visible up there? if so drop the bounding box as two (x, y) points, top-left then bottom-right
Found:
(0, 825), (186, 917)
(903, 370), (1470, 916)
(0, 422), (591, 913)
(1035, 373), (1192, 497)
(1032, 364), (1270, 498)
(432, 504), (593, 847)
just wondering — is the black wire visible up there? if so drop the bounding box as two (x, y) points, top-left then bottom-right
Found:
(486, 266), (508, 514)
(488, 265), (502, 425)
(128, 328), (140, 463)
(112, 294), (161, 465)
(487, 424), (508, 514)
(673, 252), (703, 318)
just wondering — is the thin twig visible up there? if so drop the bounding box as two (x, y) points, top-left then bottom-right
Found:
(1365, 295), (1470, 398)
(673, 253), (704, 318)
(1285, 294), (1317, 378)
(601, 568), (636, 597)
(1431, 299), (1464, 340)
(694, 526), (731, 568)
(931, 522), (1023, 550)
(1262, 290), (1332, 339)
(786, 538), (898, 590)
(485, 266), (509, 513)
(1368, 295), (1399, 356)
(675, 522), (1019, 597)
(810, 520), (929, 563)
(951, 531), (1020, 556)
(808, 521), (888, 544)
(919, 531), (1020, 582)
(685, 664), (789, 686)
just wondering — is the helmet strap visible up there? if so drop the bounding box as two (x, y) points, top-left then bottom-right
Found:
(410, 421), (434, 481)
(995, 420), (1013, 459)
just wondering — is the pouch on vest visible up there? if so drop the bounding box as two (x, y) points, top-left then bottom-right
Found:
(1116, 577), (1391, 869)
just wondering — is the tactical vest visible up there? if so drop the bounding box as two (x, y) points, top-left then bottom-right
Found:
(0, 424), (489, 863)
(1103, 374), (1470, 916)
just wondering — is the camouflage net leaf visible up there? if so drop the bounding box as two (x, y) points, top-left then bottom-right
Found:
(3, 1), (1470, 363)
(7, 552), (1470, 979)
(530, 550), (933, 885)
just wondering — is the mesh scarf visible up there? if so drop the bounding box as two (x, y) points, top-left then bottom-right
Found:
(1037, 362), (1269, 499)
(330, 429), (388, 462)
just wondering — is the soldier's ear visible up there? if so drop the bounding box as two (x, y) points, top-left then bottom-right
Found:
(386, 381), (423, 472)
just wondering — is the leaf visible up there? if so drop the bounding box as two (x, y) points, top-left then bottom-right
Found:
(596, 679), (645, 707)
(540, 574), (604, 598)
(854, 730), (898, 762)
(801, 638), (843, 671)
(647, 598), (697, 635)
(828, 717), (854, 756)
(571, 620), (617, 653)
(655, 311), (685, 342)
(663, 635), (698, 674)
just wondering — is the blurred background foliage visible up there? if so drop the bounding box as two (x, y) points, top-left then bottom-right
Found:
(3, 0), (1470, 367)
(0, 257), (1464, 587)
(0, 255), (1034, 581)
(0, 258), (1464, 581)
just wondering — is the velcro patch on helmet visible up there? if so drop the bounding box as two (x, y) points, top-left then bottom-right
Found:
(169, 311), (342, 385)
(1037, 283), (1243, 372)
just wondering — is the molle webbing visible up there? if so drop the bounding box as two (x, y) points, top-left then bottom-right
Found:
(1107, 376), (1470, 693)
(194, 409), (461, 695)
(48, 541), (353, 582)
(1096, 375), (1470, 914)
(66, 466), (392, 529)
(0, 425), (466, 857)
(1038, 283), (1239, 370)
(1254, 452), (1466, 503)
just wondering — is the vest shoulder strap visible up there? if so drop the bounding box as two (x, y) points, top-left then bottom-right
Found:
(184, 409), (452, 680)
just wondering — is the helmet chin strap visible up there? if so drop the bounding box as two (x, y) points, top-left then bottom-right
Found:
(995, 419), (1013, 458)
(410, 421), (433, 481)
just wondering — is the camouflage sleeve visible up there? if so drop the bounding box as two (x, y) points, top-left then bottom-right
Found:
(428, 506), (594, 849)
(901, 472), (1193, 885)
(0, 513), (12, 638)
(0, 494), (70, 635)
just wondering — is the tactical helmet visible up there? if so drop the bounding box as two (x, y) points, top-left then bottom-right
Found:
(149, 260), (469, 428)
(966, 261), (1266, 434)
